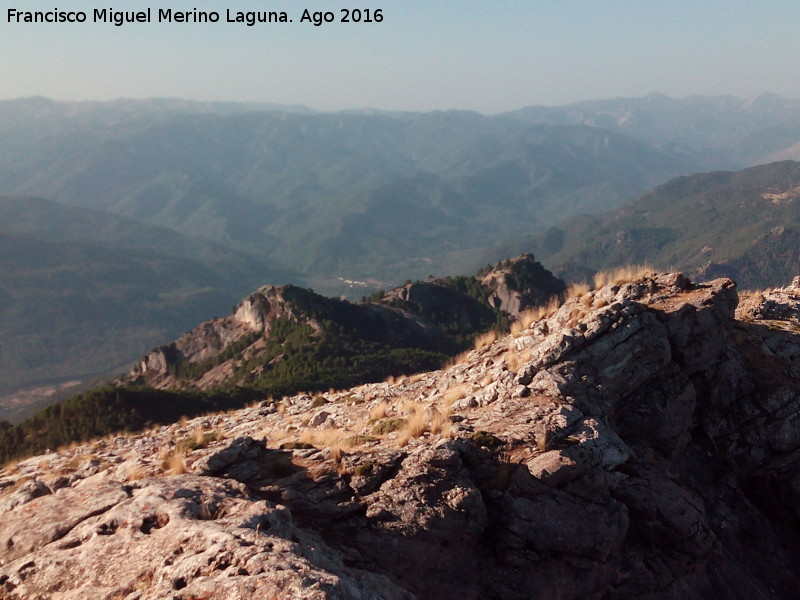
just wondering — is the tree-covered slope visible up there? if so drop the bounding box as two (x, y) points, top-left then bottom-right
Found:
(512, 161), (800, 288)
(0, 197), (301, 394)
(0, 98), (701, 282)
(0, 255), (564, 461)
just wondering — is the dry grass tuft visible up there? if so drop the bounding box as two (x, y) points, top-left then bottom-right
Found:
(369, 401), (388, 421)
(396, 406), (428, 446)
(300, 429), (346, 461)
(505, 347), (533, 373)
(445, 348), (473, 368)
(511, 296), (563, 335)
(511, 309), (538, 336)
(592, 264), (653, 289)
(565, 282), (591, 299)
(160, 448), (188, 475)
(473, 330), (498, 350)
(400, 398), (421, 415)
(396, 404), (453, 446)
(2, 457), (24, 474)
(443, 384), (470, 407)
(429, 408), (452, 437)
(407, 373), (425, 384)
(122, 462), (149, 481)
(176, 428), (224, 454)
(192, 426), (207, 447)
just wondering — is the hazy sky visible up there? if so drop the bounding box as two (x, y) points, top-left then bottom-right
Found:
(3, 1), (800, 113)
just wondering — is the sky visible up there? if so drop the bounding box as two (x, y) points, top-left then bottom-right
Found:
(2, 1), (800, 113)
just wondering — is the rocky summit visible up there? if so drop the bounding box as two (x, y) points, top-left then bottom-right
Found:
(120, 254), (564, 393)
(2, 272), (800, 599)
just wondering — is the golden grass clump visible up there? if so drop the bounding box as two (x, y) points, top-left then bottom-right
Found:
(369, 401), (388, 421)
(592, 264), (653, 289)
(1, 458), (22, 475)
(56, 440), (81, 453)
(396, 406), (428, 446)
(443, 384), (470, 407)
(565, 282), (591, 300)
(396, 405), (453, 446)
(402, 399), (422, 415)
(192, 426), (207, 447)
(505, 347), (532, 373)
(429, 407), (452, 437)
(401, 410), (427, 438)
(447, 349), (472, 367)
(510, 311), (534, 336)
(300, 429), (346, 461)
(566, 306), (585, 329)
(511, 295), (563, 335)
(122, 462), (149, 481)
(160, 447), (188, 474)
(473, 330), (498, 350)
(176, 428), (224, 454)
(407, 373), (425, 384)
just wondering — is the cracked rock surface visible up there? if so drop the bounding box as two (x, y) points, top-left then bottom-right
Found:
(3, 273), (800, 599)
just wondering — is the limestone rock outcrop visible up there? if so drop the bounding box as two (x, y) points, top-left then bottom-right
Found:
(125, 285), (297, 389)
(4, 272), (800, 598)
(121, 256), (564, 391)
(479, 253), (566, 318)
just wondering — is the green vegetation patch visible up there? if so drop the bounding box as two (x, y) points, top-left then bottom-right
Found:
(372, 418), (407, 435)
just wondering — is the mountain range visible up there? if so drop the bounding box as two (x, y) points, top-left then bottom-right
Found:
(6, 93), (800, 402)
(504, 160), (800, 288)
(0, 195), (299, 402)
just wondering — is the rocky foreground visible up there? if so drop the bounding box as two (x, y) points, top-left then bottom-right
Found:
(2, 273), (800, 599)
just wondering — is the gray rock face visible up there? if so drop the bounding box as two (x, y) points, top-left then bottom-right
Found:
(124, 285), (297, 388)
(4, 273), (800, 599)
(0, 475), (410, 600)
(120, 256), (564, 391)
(737, 277), (800, 322)
(479, 253), (566, 318)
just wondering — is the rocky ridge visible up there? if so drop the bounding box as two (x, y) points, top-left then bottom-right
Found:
(122, 254), (564, 391)
(2, 272), (800, 598)
(736, 275), (800, 324)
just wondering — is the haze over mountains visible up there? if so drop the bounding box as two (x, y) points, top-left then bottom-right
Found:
(503, 161), (800, 289)
(0, 96), (696, 280)
(0, 196), (299, 404)
(5, 93), (800, 399)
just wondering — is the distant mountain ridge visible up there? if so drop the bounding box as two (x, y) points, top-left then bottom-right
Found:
(508, 161), (800, 288)
(0, 196), (301, 398)
(0, 96), (705, 284)
(504, 92), (800, 165)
